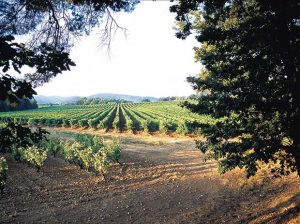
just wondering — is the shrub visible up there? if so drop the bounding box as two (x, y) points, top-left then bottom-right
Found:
(88, 119), (97, 129)
(79, 119), (88, 128)
(70, 119), (79, 128)
(47, 137), (63, 157)
(11, 146), (25, 162)
(22, 146), (47, 172)
(62, 141), (85, 168)
(61, 119), (69, 128)
(105, 141), (122, 165)
(0, 157), (8, 194)
(27, 118), (37, 126)
(93, 151), (109, 180)
(126, 119), (134, 133)
(176, 121), (189, 135)
(97, 121), (105, 130)
(92, 136), (104, 152)
(78, 146), (94, 171)
(159, 120), (168, 134)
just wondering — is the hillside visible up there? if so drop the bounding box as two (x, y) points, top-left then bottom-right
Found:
(34, 95), (81, 104)
(35, 93), (158, 104)
(88, 93), (157, 102)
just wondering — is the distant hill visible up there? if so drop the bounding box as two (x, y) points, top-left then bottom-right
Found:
(88, 93), (157, 103)
(34, 95), (80, 104)
(34, 93), (157, 104)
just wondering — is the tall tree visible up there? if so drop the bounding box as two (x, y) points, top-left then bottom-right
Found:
(170, 0), (300, 176)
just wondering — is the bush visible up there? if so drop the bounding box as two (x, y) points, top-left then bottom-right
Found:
(27, 118), (37, 126)
(97, 121), (105, 130)
(58, 134), (122, 180)
(61, 140), (82, 168)
(11, 146), (25, 162)
(88, 119), (97, 129)
(46, 137), (63, 157)
(105, 141), (122, 165)
(92, 136), (104, 152)
(52, 119), (63, 127)
(79, 119), (88, 128)
(93, 151), (109, 179)
(44, 119), (52, 126)
(176, 121), (189, 135)
(126, 119), (134, 133)
(78, 146), (94, 171)
(0, 157), (8, 194)
(141, 120), (150, 133)
(62, 119), (70, 128)
(38, 118), (47, 125)
(159, 120), (168, 134)
(70, 119), (79, 128)
(22, 146), (47, 172)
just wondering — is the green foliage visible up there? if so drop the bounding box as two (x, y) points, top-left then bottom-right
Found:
(78, 147), (94, 171)
(46, 137), (63, 157)
(74, 134), (104, 151)
(105, 141), (122, 164)
(112, 106), (121, 132)
(159, 120), (170, 134)
(22, 146), (47, 172)
(93, 151), (109, 179)
(78, 119), (88, 128)
(0, 98), (37, 112)
(171, 0), (300, 177)
(121, 106), (134, 132)
(62, 141), (85, 168)
(76, 97), (131, 105)
(62, 119), (70, 128)
(0, 157), (8, 194)
(69, 119), (79, 128)
(0, 102), (212, 135)
(92, 136), (105, 152)
(59, 134), (122, 179)
(176, 120), (190, 135)
(0, 122), (49, 153)
(11, 145), (25, 162)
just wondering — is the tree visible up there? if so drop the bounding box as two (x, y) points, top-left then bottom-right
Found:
(170, 0), (300, 177)
(1, 0), (139, 105)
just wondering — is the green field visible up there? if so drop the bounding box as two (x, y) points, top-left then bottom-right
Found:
(0, 102), (213, 135)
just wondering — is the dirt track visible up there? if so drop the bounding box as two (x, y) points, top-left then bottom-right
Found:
(1, 136), (300, 223)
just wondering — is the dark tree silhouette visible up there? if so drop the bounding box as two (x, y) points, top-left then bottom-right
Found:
(170, 0), (300, 177)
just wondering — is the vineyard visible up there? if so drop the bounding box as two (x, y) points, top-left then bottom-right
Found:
(0, 102), (214, 135)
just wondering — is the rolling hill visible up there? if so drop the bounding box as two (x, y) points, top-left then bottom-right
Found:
(35, 93), (157, 104)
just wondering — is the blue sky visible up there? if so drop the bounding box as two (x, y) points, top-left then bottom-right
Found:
(35, 1), (201, 98)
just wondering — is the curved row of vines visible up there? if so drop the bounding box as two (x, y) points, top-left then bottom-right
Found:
(0, 102), (215, 135)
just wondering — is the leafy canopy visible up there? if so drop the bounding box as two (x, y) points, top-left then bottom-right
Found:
(171, 0), (300, 177)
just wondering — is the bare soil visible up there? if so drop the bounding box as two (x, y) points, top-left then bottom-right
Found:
(1, 133), (299, 223)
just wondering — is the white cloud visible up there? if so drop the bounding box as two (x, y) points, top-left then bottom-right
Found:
(35, 1), (201, 97)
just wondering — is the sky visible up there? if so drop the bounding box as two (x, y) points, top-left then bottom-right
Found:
(35, 1), (201, 98)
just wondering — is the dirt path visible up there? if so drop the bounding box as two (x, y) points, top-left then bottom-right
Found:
(1, 138), (299, 223)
